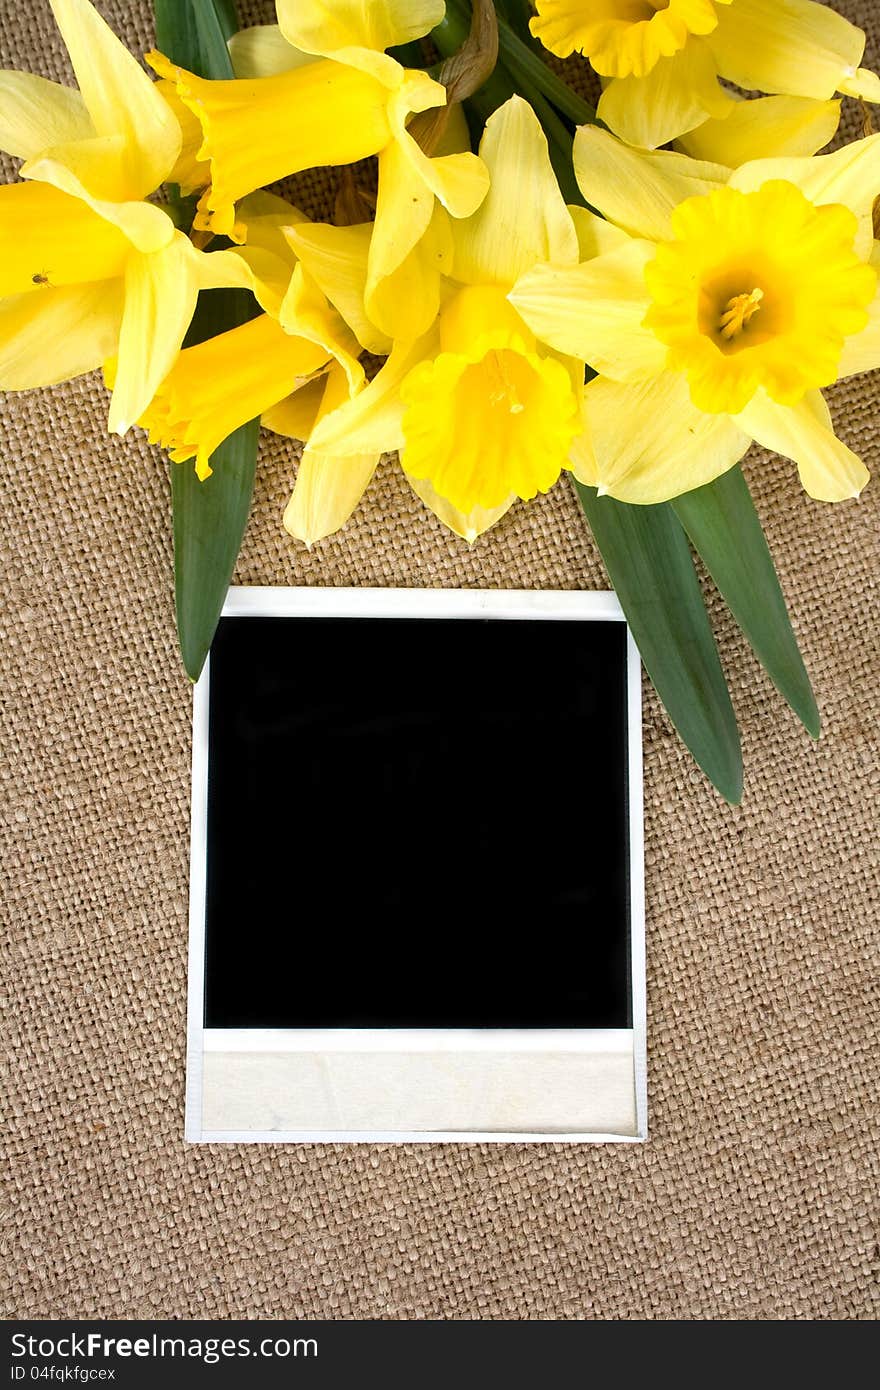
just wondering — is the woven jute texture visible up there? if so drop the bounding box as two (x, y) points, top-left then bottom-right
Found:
(1, 0), (879, 1322)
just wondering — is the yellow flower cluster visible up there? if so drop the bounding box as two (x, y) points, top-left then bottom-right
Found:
(1, 0), (879, 544)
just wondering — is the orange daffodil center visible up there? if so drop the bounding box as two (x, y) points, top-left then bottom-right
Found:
(510, 128), (880, 505)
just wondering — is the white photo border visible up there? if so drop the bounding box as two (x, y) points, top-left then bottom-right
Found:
(186, 587), (647, 1144)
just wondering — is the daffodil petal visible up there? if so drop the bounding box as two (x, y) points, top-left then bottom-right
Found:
(276, 0), (444, 60)
(408, 474), (515, 542)
(567, 205), (630, 259)
(453, 96), (578, 288)
(0, 71), (92, 160)
(510, 239), (667, 382)
(284, 444), (378, 545)
(228, 25), (311, 78)
(368, 205), (453, 344)
(309, 333), (438, 458)
(736, 389), (869, 502)
(584, 372), (751, 503)
(156, 78), (210, 194)
(839, 262), (880, 379)
(22, 140), (176, 253)
(262, 374), (326, 441)
(709, 0), (876, 102)
(386, 71), (489, 220)
(369, 137), (434, 307)
(286, 221), (392, 356)
(679, 94), (840, 164)
(0, 181), (131, 296)
(573, 125), (728, 241)
(729, 132), (880, 257)
(109, 233), (201, 435)
(48, 0), (180, 196)
(279, 265), (364, 395)
(598, 40), (733, 150)
(283, 363), (378, 545)
(0, 279), (124, 389)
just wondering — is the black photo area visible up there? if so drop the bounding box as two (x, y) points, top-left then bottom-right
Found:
(205, 616), (632, 1029)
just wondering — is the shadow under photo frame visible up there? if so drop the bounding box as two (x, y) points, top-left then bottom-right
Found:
(185, 588), (647, 1142)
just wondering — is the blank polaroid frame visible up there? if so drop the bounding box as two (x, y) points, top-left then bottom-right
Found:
(185, 587), (647, 1143)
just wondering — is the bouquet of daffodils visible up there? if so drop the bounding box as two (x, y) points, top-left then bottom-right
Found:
(2, 0), (878, 801)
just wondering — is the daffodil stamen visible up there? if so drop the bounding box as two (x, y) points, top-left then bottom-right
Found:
(719, 287), (764, 341)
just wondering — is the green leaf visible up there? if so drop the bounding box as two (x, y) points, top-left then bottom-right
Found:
(170, 287), (259, 682)
(672, 467), (819, 738)
(575, 482), (743, 804)
(154, 0), (257, 681)
(154, 0), (236, 71)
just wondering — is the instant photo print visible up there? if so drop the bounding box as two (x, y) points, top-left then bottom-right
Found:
(186, 588), (647, 1142)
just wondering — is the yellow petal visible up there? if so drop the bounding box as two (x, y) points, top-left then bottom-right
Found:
(839, 248), (880, 379)
(709, 0), (876, 102)
(22, 139), (176, 253)
(408, 474), (515, 542)
(276, 0), (444, 60)
(262, 374), (326, 441)
(279, 264), (364, 396)
(284, 367), (378, 546)
(228, 25), (308, 78)
(598, 39), (733, 150)
(567, 204), (630, 259)
(0, 71), (92, 160)
(0, 279), (124, 389)
(364, 70), (486, 338)
(147, 51), (392, 241)
(510, 238), (667, 382)
(680, 95), (840, 165)
(109, 233), (203, 435)
(368, 153), (455, 340)
(735, 388), (869, 502)
(156, 79), (210, 194)
(573, 125), (728, 241)
(453, 96), (578, 288)
(140, 312), (331, 478)
(584, 371), (751, 503)
(48, 0), (180, 196)
(285, 221), (392, 356)
(0, 181), (131, 296)
(308, 335), (437, 458)
(729, 132), (880, 257)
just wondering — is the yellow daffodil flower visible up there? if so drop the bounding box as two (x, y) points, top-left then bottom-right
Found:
(148, 0), (490, 343)
(137, 193), (373, 519)
(509, 127), (880, 505)
(530, 0), (880, 152)
(0, 0), (248, 434)
(284, 97), (590, 544)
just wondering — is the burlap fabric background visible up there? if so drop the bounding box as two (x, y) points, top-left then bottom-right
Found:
(1, 0), (878, 1322)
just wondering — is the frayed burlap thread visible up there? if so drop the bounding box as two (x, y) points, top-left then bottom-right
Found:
(1, 0), (878, 1322)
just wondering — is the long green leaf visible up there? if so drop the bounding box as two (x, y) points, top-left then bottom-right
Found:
(171, 287), (259, 681)
(153, 0), (257, 681)
(575, 482), (743, 804)
(672, 467), (820, 738)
